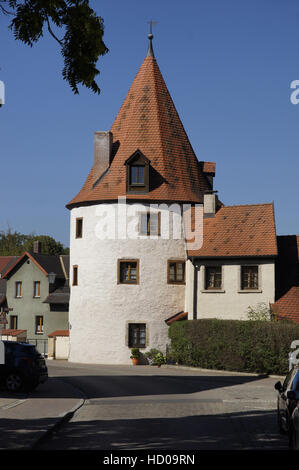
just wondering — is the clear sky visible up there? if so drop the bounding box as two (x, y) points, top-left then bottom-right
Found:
(0, 0), (299, 247)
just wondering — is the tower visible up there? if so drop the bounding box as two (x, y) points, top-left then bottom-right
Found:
(66, 32), (211, 364)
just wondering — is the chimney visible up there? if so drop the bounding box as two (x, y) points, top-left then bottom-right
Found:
(204, 193), (216, 218)
(33, 240), (42, 254)
(93, 131), (113, 186)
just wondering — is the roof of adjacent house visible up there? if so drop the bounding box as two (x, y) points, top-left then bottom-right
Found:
(275, 235), (299, 299)
(271, 287), (299, 323)
(1, 329), (26, 337)
(187, 203), (277, 258)
(0, 256), (19, 306)
(43, 285), (70, 304)
(48, 330), (69, 337)
(2, 252), (68, 280)
(165, 311), (188, 325)
(66, 44), (212, 209)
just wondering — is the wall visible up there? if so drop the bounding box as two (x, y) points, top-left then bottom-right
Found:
(186, 258), (275, 320)
(69, 202), (188, 364)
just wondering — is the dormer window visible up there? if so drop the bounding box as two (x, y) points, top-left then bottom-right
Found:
(130, 165), (145, 185)
(125, 150), (150, 193)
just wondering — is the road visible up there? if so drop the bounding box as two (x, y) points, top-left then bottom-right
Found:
(36, 361), (288, 451)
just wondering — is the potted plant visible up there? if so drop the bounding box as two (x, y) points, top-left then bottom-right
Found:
(154, 352), (166, 368)
(130, 348), (140, 365)
(144, 348), (161, 365)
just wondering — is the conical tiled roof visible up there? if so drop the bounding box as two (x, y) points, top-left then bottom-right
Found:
(67, 50), (211, 209)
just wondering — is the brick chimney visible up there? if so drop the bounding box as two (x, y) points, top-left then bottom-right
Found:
(204, 193), (216, 218)
(33, 240), (42, 254)
(93, 131), (113, 186)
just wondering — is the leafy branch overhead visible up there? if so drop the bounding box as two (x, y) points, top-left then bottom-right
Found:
(0, 0), (109, 94)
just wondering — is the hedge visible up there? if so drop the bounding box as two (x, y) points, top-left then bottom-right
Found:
(168, 319), (299, 375)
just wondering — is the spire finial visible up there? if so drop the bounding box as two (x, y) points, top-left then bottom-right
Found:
(147, 20), (157, 57)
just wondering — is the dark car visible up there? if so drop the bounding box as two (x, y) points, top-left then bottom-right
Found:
(0, 341), (48, 393)
(275, 365), (299, 449)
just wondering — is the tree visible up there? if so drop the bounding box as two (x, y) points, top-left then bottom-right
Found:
(0, 228), (69, 255)
(0, 0), (108, 95)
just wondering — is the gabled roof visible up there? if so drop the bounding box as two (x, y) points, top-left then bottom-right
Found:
(67, 47), (211, 209)
(187, 203), (277, 258)
(0, 256), (19, 275)
(2, 252), (68, 280)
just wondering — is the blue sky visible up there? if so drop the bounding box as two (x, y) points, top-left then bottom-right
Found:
(0, 0), (299, 247)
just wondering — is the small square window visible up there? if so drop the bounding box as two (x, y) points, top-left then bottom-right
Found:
(205, 266), (222, 290)
(128, 323), (146, 348)
(76, 218), (83, 239)
(118, 260), (139, 284)
(35, 316), (44, 334)
(241, 266), (259, 290)
(168, 261), (185, 284)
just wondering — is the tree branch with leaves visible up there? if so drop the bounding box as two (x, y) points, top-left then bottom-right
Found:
(0, 0), (109, 94)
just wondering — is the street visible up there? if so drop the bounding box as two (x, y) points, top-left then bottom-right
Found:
(34, 362), (287, 450)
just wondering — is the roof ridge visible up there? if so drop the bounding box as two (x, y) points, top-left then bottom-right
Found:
(221, 202), (274, 209)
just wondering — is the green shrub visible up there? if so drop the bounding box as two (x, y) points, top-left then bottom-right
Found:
(168, 319), (299, 375)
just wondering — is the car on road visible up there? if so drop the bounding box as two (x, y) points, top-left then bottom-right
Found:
(275, 365), (299, 449)
(0, 341), (48, 393)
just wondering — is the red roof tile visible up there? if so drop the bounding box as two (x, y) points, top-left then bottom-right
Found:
(1, 329), (26, 337)
(67, 54), (211, 208)
(48, 330), (69, 337)
(187, 203), (277, 257)
(271, 287), (299, 323)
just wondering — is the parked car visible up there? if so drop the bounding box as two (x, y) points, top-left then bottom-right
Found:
(0, 341), (48, 393)
(274, 365), (299, 449)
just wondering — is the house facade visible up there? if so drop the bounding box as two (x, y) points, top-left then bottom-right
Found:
(1, 244), (69, 355)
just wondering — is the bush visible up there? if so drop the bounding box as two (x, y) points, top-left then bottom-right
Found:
(168, 319), (299, 375)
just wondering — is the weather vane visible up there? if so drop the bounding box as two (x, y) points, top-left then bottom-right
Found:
(147, 20), (157, 57)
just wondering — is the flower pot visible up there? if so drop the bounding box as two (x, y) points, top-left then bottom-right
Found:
(131, 358), (140, 365)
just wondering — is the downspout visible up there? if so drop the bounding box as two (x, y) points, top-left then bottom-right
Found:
(191, 257), (198, 320)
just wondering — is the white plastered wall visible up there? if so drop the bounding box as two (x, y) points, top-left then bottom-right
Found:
(68, 202), (188, 364)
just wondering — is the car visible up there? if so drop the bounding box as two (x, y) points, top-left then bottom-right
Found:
(0, 340), (48, 393)
(274, 365), (299, 449)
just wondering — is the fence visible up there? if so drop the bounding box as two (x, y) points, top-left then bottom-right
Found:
(27, 338), (48, 357)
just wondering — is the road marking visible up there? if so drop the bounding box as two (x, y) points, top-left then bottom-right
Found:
(2, 399), (27, 410)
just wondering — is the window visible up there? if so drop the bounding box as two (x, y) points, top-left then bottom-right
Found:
(241, 266), (259, 290)
(126, 151), (150, 193)
(35, 316), (44, 334)
(76, 218), (83, 239)
(140, 212), (161, 236)
(72, 266), (78, 286)
(118, 260), (139, 284)
(128, 323), (146, 348)
(130, 166), (144, 185)
(205, 266), (222, 290)
(168, 261), (185, 284)
(10, 316), (18, 330)
(33, 281), (40, 298)
(15, 282), (22, 298)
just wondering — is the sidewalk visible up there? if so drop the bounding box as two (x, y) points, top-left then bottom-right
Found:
(0, 374), (85, 450)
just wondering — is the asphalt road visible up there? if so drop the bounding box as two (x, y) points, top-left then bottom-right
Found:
(36, 361), (288, 451)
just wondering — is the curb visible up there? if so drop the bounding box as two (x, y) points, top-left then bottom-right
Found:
(163, 364), (285, 379)
(30, 377), (87, 450)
